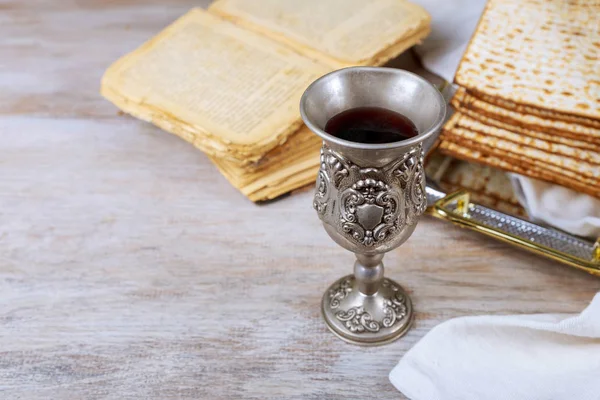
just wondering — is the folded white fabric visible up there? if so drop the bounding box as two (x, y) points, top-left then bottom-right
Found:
(510, 175), (600, 239)
(389, 293), (600, 400)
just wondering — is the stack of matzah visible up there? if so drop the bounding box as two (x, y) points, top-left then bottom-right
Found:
(438, 0), (600, 199)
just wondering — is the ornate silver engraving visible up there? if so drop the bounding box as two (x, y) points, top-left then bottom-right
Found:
(314, 143), (425, 248)
(340, 179), (401, 247)
(313, 170), (329, 216)
(321, 147), (350, 188)
(331, 278), (408, 333)
(313, 146), (350, 216)
(336, 307), (381, 332)
(392, 146), (426, 225)
(328, 276), (353, 308)
(381, 279), (408, 328)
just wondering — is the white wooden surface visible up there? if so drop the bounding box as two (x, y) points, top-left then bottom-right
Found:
(1, 1), (599, 399)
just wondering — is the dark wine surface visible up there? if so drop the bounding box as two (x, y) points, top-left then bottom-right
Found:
(324, 106), (418, 144)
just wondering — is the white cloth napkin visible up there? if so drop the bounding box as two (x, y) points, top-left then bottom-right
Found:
(389, 293), (600, 400)
(412, 0), (600, 237)
(510, 175), (600, 238)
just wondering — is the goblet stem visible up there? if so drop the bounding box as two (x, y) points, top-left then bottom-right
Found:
(354, 254), (384, 296)
(321, 252), (413, 345)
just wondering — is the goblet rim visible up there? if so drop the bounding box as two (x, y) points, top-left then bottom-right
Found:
(300, 66), (446, 151)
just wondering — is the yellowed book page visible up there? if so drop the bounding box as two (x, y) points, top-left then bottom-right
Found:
(212, 154), (319, 201)
(210, 0), (430, 65)
(102, 8), (330, 149)
(249, 167), (318, 201)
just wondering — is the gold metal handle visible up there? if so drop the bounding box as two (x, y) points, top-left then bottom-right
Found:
(430, 190), (600, 277)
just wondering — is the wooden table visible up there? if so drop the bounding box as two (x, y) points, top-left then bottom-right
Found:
(2, 1), (599, 399)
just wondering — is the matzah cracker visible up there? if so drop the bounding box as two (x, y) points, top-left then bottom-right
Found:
(438, 140), (600, 198)
(451, 112), (600, 166)
(435, 155), (525, 215)
(452, 89), (600, 143)
(440, 157), (540, 206)
(470, 90), (600, 129)
(455, 0), (600, 120)
(441, 134), (599, 186)
(454, 105), (600, 152)
(444, 127), (600, 180)
(444, 136), (600, 197)
(441, 114), (600, 186)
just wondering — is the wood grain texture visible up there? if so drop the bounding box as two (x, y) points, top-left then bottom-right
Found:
(1, 1), (599, 399)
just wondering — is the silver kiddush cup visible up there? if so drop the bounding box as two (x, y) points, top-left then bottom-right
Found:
(300, 67), (446, 345)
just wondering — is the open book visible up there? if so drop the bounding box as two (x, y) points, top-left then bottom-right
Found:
(101, 0), (430, 201)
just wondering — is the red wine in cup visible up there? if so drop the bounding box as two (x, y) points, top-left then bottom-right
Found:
(324, 106), (418, 144)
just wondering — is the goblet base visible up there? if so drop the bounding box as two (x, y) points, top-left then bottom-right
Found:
(321, 275), (413, 346)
